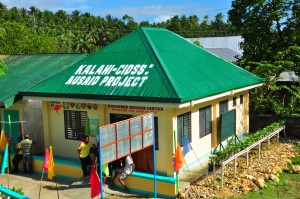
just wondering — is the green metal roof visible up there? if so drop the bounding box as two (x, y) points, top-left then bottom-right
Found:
(23, 27), (264, 103)
(0, 54), (87, 108)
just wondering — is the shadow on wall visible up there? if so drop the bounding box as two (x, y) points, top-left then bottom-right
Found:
(22, 100), (44, 155)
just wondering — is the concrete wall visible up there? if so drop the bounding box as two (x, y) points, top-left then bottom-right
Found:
(249, 115), (282, 133)
(22, 100), (44, 155)
(41, 90), (249, 176)
(285, 117), (300, 138)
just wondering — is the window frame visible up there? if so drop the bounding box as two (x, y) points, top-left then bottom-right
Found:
(177, 112), (191, 146)
(154, 117), (159, 150)
(219, 99), (229, 116)
(233, 97), (237, 107)
(199, 105), (212, 138)
(64, 110), (87, 140)
(240, 95), (244, 104)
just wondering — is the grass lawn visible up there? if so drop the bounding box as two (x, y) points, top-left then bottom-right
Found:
(229, 172), (300, 199)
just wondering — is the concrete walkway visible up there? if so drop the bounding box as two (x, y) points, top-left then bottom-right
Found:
(0, 162), (208, 199)
(0, 173), (151, 198)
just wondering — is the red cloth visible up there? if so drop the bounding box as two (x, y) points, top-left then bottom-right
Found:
(90, 163), (100, 198)
(174, 143), (185, 173)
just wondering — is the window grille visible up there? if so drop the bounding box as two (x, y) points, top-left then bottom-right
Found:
(199, 105), (212, 138)
(233, 97), (237, 107)
(219, 100), (229, 116)
(177, 112), (191, 146)
(64, 110), (87, 140)
(240, 95), (244, 104)
(154, 117), (159, 150)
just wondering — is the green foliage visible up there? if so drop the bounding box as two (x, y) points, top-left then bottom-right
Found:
(229, 1), (300, 116)
(291, 156), (300, 166)
(210, 120), (285, 164)
(246, 46), (300, 116)
(0, 185), (24, 197)
(0, 59), (6, 75)
(10, 187), (24, 195)
(232, 172), (300, 199)
(0, 3), (237, 54)
(193, 40), (203, 47)
(0, 21), (58, 54)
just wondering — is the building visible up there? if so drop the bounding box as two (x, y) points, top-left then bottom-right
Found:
(0, 54), (86, 154)
(2, 28), (264, 197)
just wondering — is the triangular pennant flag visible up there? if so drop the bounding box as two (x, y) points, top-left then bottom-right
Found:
(174, 143), (185, 173)
(43, 148), (49, 172)
(0, 130), (8, 151)
(1, 144), (9, 175)
(183, 135), (192, 156)
(90, 163), (100, 198)
(47, 146), (55, 179)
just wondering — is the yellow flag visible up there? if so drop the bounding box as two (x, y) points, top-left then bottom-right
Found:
(0, 129), (8, 151)
(47, 146), (55, 180)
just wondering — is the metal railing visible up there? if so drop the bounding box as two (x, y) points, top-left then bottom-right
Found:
(210, 125), (286, 189)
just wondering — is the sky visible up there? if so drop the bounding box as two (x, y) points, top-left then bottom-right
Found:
(1, 0), (233, 23)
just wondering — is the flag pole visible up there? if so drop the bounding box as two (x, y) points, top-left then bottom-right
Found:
(184, 135), (207, 182)
(8, 115), (12, 154)
(152, 113), (157, 199)
(182, 157), (192, 179)
(98, 128), (104, 199)
(173, 131), (180, 193)
(54, 176), (59, 199)
(38, 170), (44, 199)
(7, 158), (10, 189)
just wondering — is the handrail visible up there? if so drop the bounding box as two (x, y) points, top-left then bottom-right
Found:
(222, 125), (285, 166)
(211, 125), (286, 190)
(0, 186), (29, 199)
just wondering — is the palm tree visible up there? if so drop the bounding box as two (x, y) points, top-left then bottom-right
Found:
(75, 33), (95, 54)
(71, 10), (81, 22)
(19, 7), (27, 18)
(28, 6), (40, 28)
(55, 9), (69, 24)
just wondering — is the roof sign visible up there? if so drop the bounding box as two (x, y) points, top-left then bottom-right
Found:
(65, 64), (154, 87)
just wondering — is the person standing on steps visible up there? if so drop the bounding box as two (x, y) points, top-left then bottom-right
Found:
(78, 135), (93, 178)
(12, 136), (23, 173)
(20, 134), (33, 174)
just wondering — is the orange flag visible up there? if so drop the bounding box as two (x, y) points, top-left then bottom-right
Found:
(90, 163), (100, 198)
(0, 129), (8, 151)
(174, 143), (185, 173)
(47, 146), (55, 180)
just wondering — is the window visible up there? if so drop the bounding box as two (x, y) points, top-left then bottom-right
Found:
(240, 95), (244, 104)
(233, 97), (237, 107)
(177, 112), (191, 146)
(199, 105), (212, 138)
(219, 100), (228, 116)
(64, 110), (87, 140)
(154, 117), (159, 150)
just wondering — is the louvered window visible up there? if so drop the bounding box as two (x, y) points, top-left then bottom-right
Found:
(177, 112), (191, 146)
(154, 117), (159, 150)
(233, 97), (237, 107)
(199, 105), (212, 138)
(219, 100), (229, 116)
(64, 110), (87, 140)
(240, 95), (244, 104)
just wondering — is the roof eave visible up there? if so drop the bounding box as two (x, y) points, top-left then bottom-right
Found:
(179, 83), (264, 108)
(20, 92), (182, 103)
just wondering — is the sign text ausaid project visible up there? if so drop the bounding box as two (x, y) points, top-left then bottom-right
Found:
(65, 64), (154, 87)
